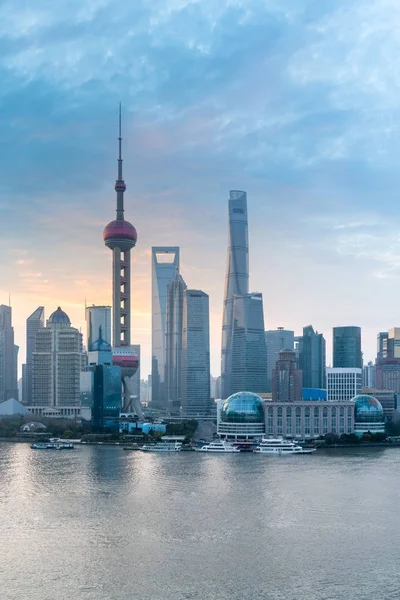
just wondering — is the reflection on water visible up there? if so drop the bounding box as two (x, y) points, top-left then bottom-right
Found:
(1, 443), (400, 600)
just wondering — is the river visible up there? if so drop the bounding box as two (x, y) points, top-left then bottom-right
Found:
(1, 443), (399, 600)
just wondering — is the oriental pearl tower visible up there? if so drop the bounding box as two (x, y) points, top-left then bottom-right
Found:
(103, 105), (143, 419)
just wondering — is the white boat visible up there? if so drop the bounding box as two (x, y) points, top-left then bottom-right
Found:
(196, 440), (241, 453)
(140, 441), (182, 452)
(31, 442), (74, 450)
(253, 438), (316, 455)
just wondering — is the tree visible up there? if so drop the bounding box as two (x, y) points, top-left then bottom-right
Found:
(324, 433), (339, 446)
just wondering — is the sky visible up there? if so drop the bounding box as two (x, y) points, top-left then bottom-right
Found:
(1, 0), (400, 377)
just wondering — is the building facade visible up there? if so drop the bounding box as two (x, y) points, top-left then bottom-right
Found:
(265, 328), (295, 393)
(85, 305), (111, 350)
(333, 326), (362, 369)
(264, 401), (355, 439)
(92, 364), (122, 432)
(31, 307), (82, 410)
(221, 191), (249, 399)
(151, 246), (180, 410)
(326, 368), (362, 402)
(363, 361), (375, 388)
(165, 273), (186, 413)
(272, 349), (302, 402)
(298, 325), (326, 389)
(181, 290), (211, 416)
(24, 306), (45, 405)
(0, 305), (18, 403)
(228, 293), (268, 396)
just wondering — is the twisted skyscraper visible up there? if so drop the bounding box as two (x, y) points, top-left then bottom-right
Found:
(221, 191), (249, 399)
(103, 106), (143, 418)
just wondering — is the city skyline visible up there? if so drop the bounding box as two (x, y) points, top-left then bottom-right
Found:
(3, 2), (400, 375)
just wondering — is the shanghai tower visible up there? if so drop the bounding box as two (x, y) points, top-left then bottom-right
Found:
(103, 105), (143, 418)
(221, 190), (249, 399)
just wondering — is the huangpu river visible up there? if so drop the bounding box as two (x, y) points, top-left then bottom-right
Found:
(1, 443), (400, 600)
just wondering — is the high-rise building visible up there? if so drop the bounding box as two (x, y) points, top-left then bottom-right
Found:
(32, 307), (82, 411)
(377, 332), (388, 362)
(326, 368), (362, 402)
(221, 191), (249, 399)
(375, 328), (400, 394)
(92, 364), (122, 432)
(181, 290), (211, 416)
(363, 361), (376, 388)
(298, 325), (326, 389)
(229, 293), (268, 396)
(130, 343), (140, 406)
(333, 326), (362, 369)
(272, 349), (302, 402)
(265, 328), (295, 393)
(103, 106), (142, 418)
(24, 306), (45, 405)
(85, 305), (111, 350)
(151, 246), (180, 410)
(0, 305), (18, 402)
(165, 273), (186, 413)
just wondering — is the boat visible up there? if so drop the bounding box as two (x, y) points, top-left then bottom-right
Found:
(253, 438), (316, 455)
(30, 442), (75, 450)
(139, 441), (182, 452)
(196, 440), (241, 453)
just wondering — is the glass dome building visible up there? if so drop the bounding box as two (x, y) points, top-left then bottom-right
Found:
(351, 394), (385, 436)
(217, 392), (265, 440)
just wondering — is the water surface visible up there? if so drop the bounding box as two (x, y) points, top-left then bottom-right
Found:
(1, 444), (399, 600)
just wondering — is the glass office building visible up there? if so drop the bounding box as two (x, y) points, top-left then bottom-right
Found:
(298, 325), (326, 389)
(221, 191), (249, 399)
(333, 326), (362, 369)
(92, 364), (122, 431)
(151, 247), (180, 410)
(229, 293), (268, 396)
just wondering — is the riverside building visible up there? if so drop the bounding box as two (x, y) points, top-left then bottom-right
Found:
(326, 368), (362, 402)
(30, 307), (83, 417)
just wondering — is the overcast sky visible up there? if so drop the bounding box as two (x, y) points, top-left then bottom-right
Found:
(1, 0), (400, 376)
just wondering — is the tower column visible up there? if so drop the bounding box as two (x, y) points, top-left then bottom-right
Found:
(112, 248), (121, 346)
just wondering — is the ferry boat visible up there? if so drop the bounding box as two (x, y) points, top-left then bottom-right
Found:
(253, 438), (316, 455)
(139, 436), (184, 452)
(196, 440), (241, 453)
(31, 442), (75, 450)
(140, 441), (182, 452)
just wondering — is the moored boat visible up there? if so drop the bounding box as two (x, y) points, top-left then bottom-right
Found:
(31, 442), (75, 450)
(196, 440), (241, 453)
(254, 438), (316, 455)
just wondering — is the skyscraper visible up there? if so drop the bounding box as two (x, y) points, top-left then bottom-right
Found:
(228, 293), (268, 396)
(32, 307), (82, 412)
(0, 305), (18, 402)
(85, 305), (111, 350)
(103, 106), (142, 418)
(181, 290), (211, 416)
(272, 349), (302, 402)
(151, 246), (180, 410)
(165, 273), (186, 413)
(221, 191), (249, 399)
(298, 325), (326, 389)
(265, 328), (295, 392)
(333, 326), (362, 369)
(24, 306), (45, 405)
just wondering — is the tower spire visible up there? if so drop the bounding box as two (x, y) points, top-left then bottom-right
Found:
(115, 103), (126, 219)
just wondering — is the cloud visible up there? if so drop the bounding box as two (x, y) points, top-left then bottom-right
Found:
(2, 0), (400, 373)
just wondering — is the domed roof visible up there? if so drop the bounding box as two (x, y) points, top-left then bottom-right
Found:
(48, 307), (70, 325)
(103, 219), (137, 245)
(220, 392), (264, 424)
(351, 395), (384, 423)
